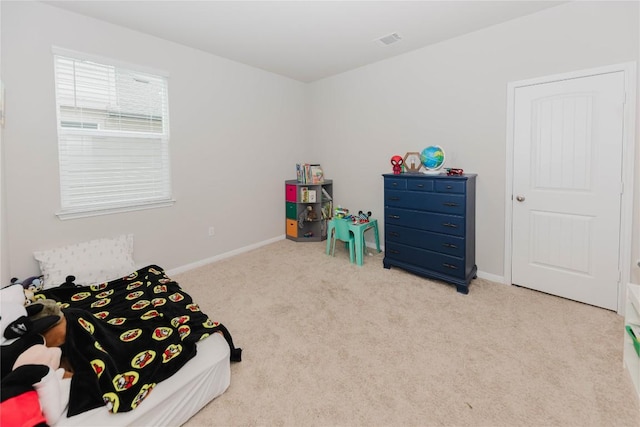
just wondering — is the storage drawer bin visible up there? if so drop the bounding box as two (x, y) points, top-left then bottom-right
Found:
(285, 184), (297, 202)
(286, 219), (298, 238)
(286, 202), (297, 220)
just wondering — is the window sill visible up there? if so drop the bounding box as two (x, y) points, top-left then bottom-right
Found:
(56, 199), (175, 220)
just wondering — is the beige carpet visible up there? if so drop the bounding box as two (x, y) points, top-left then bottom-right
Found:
(175, 239), (640, 427)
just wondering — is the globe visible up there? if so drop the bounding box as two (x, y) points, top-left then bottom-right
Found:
(420, 145), (446, 173)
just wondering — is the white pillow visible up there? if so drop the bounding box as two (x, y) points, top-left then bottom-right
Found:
(34, 234), (135, 289)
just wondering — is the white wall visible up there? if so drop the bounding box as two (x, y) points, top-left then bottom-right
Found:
(0, 0), (5, 284)
(0, 1), (8, 285)
(1, 1), (307, 281)
(2, 1), (639, 285)
(308, 1), (639, 282)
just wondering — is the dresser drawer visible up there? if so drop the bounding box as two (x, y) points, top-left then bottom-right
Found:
(435, 180), (465, 194)
(385, 191), (465, 215)
(407, 179), (434, 192)
(384, 177), (406, 190)
(385, 224), (465, 257)
(385, 207), (464, 237)
(385, 242), (465, 279)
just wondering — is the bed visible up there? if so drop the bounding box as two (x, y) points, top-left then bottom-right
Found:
(37, 264), (241, 426)
(55, 333), (231, 426)
(3, 235), (240, 426)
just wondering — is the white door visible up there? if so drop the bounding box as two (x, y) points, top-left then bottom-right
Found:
(512, 71), (626, 310)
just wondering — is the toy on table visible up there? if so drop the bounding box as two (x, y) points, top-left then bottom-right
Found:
(390, 155), (404, 175)
(354, 211), (372, 224)
(334, 206), (350, 219)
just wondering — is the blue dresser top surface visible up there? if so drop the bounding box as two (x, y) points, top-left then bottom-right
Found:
(382, 173), (476, 179)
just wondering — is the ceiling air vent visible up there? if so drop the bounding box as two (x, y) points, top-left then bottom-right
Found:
(375, 32), (403, 47)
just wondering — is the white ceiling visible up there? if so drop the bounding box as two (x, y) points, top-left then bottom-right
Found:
(43, 1), (567, 82)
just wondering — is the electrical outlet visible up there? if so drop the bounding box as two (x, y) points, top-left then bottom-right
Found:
(208, 226), (215, 236)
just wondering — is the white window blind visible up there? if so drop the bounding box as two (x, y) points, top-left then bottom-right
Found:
(53, 51), (173, 219)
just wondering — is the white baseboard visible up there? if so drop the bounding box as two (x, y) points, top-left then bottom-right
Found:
(477, 270), (505, 284)
(166, 235), (285, 277)
(168, 237), (508, 287)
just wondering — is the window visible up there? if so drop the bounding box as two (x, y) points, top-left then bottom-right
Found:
(53, 48), (173, 219)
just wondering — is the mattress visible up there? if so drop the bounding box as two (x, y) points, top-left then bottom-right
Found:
(55, 332), (230, 426)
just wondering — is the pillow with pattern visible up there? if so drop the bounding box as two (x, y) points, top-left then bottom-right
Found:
(33, 234), (135, 289)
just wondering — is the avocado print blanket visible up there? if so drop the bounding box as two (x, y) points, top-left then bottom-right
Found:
(38, 265), (241, 417)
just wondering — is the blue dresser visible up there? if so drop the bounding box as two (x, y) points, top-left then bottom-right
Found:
(382, 173), (477, 294)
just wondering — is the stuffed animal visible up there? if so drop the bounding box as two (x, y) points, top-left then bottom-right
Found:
(0, 284), (71, 425)
(305, 206), (318, 221)
(9, 276), (44, 304)
(10, 276), (44, 292)
(298, 206), (318, 228)
(1, 348), (71, 426)
(1, 365), (51, 427)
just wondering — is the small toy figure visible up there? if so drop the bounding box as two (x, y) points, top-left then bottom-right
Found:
(356, 211), (372, 223)
(390, 155), (403, 175)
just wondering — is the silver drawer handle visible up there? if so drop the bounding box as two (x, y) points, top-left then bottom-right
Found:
(390, 197), (400, 201)
(443, 263), (458, 269)
(388, 215), (400, 219)
(389, 232), (400, 237)
(442, 222), (458, 228)
(442, 243), (458, 249)
(443, 202), (459, 207)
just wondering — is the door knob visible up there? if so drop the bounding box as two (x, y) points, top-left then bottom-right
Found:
(516, 195), (525, 202)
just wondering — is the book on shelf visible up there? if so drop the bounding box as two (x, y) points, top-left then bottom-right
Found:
(296, 163), (324, 184)
(321, 201), (333, 219)
(301, 187), (309, 203)
(321, 187), (332, 201)
(308, 190), (316, 203)
(310, 165), (324, 184)
(296, 164), (302, 183)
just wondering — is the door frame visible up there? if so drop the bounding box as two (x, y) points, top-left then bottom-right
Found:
(504, 62), (637, 313)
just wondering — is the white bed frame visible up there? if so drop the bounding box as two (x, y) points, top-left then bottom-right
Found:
(55, 333), (230, 426)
